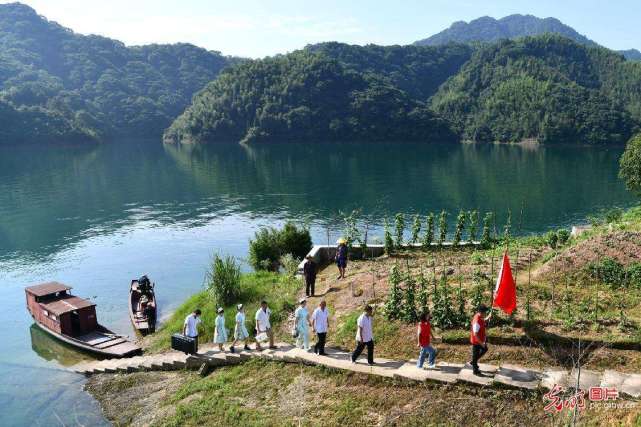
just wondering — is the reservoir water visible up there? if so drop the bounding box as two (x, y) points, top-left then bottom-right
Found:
(0, 140), (634, 426)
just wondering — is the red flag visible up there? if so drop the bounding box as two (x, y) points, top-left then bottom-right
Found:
(493, 252), (516, 314)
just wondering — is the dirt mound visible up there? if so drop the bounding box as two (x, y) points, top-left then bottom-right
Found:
(536, 230), (641, 279)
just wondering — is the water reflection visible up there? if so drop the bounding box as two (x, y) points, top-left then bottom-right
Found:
(29, 324), (94, 367)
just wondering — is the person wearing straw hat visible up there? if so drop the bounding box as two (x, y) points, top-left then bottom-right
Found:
(230, 304), (250, 353)
(335, 238), (348, 280)
(213, 307), (228, 351)
(294, 298), (311, 350)
(303, 255), (317, 297)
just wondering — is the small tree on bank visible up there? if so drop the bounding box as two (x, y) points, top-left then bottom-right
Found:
(437, 210), (448, 247)
(423, 213), (435, 249)
(619, 133), (641, 197)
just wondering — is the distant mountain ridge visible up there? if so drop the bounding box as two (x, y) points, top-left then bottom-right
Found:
(414, 14), (640, 60)
(0, 2), (241, 143)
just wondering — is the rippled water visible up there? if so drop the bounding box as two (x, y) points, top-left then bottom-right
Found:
(0, 140), (634, 426)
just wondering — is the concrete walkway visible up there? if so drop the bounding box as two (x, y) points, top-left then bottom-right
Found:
(70, 343), (641, 399)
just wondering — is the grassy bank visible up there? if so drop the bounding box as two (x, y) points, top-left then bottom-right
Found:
(86, 359), (641, 426)
(145, 272), (300, 353)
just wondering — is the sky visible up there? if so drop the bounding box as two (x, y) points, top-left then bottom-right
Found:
(6, 0), (641, 58)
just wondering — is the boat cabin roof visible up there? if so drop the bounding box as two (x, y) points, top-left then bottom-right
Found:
(40, 295), (95, 316)
(25, 282), (72, 297)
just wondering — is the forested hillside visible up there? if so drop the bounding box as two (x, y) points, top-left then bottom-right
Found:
(0, 3), (238, 143)
(164, 45), (467, 144)
(430, 35), (641, 144)
(167, 36), (641, 145)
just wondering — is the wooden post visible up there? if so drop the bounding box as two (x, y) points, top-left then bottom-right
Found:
(527, 251), (532, 321)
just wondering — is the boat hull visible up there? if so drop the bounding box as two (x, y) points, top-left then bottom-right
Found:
(32, 319), (141, 358)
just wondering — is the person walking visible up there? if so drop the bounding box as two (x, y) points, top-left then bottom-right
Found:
(255, 300), (276, 350)
(335, 238), (348, 280)
(351, 305), (375, 365)
(311, 300), (329, 355)
(294, 299), (311, 350)
(303, 255), (317, 297)
(213, 307), (228, 352)
(470, 304), (492, 376)
(182, 309), (202, 354)
(230, 304), (251, 353)
(416, 311), (437, 369)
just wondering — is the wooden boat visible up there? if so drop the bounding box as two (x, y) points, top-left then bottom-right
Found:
(25, 282), (141, 358)
(129, 276), (157, 334)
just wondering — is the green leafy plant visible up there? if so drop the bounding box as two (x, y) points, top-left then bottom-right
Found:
(341, 209), (361, 250)
(394, 213), (405, 248)
(480, 212), (494, 249)
(468, 210), (479, 243)
(503, 209), (512, 246)
(384, 265), (403, 320)
(279, 253), (301, 278)
(587, 257), (626, 288)
(410, 214), (421, 245)
(453, 210), (466, 247)
(417, 271), (429, 315)
(402, 271), (418, 323)
(556, 228), (570, 245)
(423, 213), (435, 250)
(249, 222), (312, 271)
(206, 254), (241, 306)
(437, 210), (448, 247)
(545, 230), (558, 250)
(384, 218), (394, 255)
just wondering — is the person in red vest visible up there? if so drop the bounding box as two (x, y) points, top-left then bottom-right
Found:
(470, 304), (492, 376)
(416, 311), (437, 369)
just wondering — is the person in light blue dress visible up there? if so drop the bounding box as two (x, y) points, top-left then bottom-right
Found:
(213, 307), (228, 351)
(230, 304), (250, 353)
(294, 299), (311, 350)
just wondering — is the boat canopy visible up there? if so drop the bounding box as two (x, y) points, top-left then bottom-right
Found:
(40, 296), (95, 316)
(25, 282), (72, 297)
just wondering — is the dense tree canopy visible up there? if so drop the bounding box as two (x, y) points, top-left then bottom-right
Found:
(430, 35), (640, 144)
(620, 133), (641, 197)
(0, 3), (239, 143)
(164, 48), (461, 144)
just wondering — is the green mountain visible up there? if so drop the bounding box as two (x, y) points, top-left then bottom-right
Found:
(430, 35), (640, 144)
(164, 44), (473, 144)
(167, 37), (641, 145)
(0, 3), (239, 143)
(414, 14), (640, 61)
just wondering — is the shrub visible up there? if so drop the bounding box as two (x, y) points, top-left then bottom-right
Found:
(249, 222), (312, 271)
(402, 272), (418, 323)
(279, 222), (313, 259)
(249, 227), (281, 271)
(556, 228), (570, 245)
(627, 263), (641, 288)
(545, 230), (558, 249)
(280, 253), (301, 278)
(206, 254), (241, 306)
(588, 257), (626, 288)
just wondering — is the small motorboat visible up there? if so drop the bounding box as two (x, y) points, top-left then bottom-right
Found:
(129, 275), (157, 334)
(25, 282), (141, 358)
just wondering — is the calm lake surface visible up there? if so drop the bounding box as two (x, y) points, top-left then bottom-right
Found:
(0, 140), (635, 426)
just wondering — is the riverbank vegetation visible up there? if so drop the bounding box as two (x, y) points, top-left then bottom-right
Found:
(248, 222), (312, 271)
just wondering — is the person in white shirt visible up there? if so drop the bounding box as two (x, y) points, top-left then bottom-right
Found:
(182, 309), (202, 354)
(255, 300), (275, 350)
(351, 305), (374, 365)
(311, 300), (330, 355)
